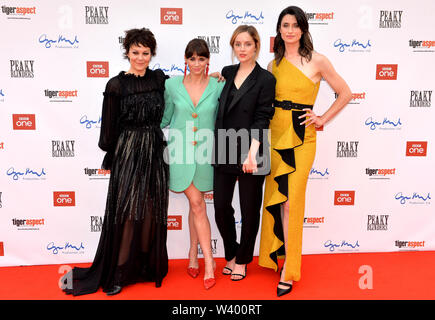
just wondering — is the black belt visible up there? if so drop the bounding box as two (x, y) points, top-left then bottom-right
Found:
(274, 100), (313, 110)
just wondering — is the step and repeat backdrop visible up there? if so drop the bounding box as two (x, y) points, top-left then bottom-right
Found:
(0, 0), (434, 267)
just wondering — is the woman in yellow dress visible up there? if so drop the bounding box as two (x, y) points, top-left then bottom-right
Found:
(259, 6), (352, 297)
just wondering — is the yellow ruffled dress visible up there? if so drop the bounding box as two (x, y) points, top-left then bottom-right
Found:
(259, 58), (320, 281)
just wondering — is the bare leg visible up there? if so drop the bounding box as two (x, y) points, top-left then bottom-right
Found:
(278, 200), (293, 288)
(188, 208), (199, 269)
(184, 183), (215, 280)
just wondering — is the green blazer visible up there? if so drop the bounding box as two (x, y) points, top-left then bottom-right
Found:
(161, 76), (224, 192)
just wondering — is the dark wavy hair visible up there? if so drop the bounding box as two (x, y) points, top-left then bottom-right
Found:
(123, 28), (156, 59)
(273, 6), (314, 65)
(185, 38), (210, 59)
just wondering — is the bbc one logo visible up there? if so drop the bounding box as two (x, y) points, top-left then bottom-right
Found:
(53, 191), (76, 207)
(406, 141), (427, 157)
(167, 215), (182, 230)
(87, 61), (109, 78)
(376, 64), (398, 80)
(334, 191), (355, 206)
(161, 8), (182, 24)
(12, 114), (35, 130)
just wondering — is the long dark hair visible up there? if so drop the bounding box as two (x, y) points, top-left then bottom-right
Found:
(273, 6), (314, 65)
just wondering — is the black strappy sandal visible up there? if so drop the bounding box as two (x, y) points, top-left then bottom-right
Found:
(222, 266), (233, 275)
(231, 265), (247, 281)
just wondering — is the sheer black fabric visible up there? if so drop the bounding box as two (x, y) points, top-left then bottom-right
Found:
(63, 69), (169, 296)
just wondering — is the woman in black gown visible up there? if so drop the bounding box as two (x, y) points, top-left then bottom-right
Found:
(62, 28), (169, 296)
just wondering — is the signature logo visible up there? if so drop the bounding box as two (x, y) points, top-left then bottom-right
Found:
(225, 9), (264, 24)
(365, 117), (402, 130)
(324, 240), (360, 252)
(395, 192), (431, 205)
(310, 167), (330, 177)
(333, 39), (371, 52)
(151, 63), (185, 75)
(6, 167), (46, 180)
(80, 115), (101, 129)
(47, 242), (85, 255)
(38, 34), (79, 48)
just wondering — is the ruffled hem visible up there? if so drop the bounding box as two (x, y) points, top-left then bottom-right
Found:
(262, 109), (307, 270)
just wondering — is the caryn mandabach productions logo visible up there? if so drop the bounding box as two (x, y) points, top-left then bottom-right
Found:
(364, 116), (402, 130)
(225, 9), (264, 25)
(395, 192), (431, 205)
(38, 34), (79, 49)
(333, 38), (371, 53)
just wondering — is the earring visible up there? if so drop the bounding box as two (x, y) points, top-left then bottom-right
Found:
(184, 62), (187, 80)
(205, 63), (209, 77)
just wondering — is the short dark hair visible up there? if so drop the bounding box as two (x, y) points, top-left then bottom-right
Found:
(123, 28), (156, 59)
(185, 38), (210, 59)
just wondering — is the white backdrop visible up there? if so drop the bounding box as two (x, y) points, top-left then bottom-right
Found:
(0, 0), (434, 267)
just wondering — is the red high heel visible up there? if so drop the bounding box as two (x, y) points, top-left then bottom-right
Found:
(204, 277), (216, 290)
(187, 267), (200, 278)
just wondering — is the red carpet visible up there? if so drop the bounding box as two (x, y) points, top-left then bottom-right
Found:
(1, 251), (434, 300)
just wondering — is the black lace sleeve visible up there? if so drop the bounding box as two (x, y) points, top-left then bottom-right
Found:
(153, 68), (169, 92)
(98, 76), (121, 170)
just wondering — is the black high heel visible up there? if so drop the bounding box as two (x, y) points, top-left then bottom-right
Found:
(277, 267), (293, 297)
(277, 282), (293, 297)
(106, 285), (122, 296)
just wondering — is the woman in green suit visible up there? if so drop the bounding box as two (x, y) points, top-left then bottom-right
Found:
(161, 39), (224, 290)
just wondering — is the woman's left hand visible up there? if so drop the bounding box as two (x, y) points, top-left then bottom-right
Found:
(299, 108), (325, 128)
(209, 72), (225, 82)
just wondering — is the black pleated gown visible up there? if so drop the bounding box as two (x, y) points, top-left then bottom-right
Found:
(63, 68), (169, 296)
